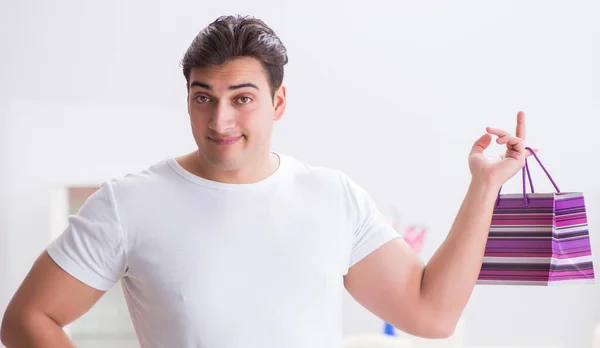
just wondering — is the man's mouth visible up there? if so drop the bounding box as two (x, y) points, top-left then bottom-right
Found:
(209, 135), (243, 146)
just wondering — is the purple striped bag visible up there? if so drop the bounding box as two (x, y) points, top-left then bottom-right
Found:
(477, 147), (595, 286)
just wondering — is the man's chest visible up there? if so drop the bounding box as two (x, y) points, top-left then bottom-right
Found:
(121, 196), (349, 329)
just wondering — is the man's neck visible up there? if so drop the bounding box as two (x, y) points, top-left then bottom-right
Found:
(179, 151), (280, 184)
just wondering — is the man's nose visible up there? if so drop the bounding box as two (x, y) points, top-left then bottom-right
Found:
(208, 104), (236, 134)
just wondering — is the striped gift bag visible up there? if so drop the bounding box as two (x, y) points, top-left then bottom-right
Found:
(477, 147), (595, 285)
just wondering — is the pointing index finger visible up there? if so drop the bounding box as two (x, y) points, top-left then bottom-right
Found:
(516, 111), (526, 141)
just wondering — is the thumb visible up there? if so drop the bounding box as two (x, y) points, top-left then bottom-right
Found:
(470, 133), (492, 155)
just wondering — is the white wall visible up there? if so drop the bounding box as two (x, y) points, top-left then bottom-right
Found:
(1, 3), (11, 318)
(2, 1), (599, 347)
(0, 101), (8, 321)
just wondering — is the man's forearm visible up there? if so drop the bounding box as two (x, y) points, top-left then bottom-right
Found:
(1, 312), (75, 348)
(420, 178), (499, 327)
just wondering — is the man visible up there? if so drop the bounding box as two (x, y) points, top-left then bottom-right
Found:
(1, 15), (533, 348)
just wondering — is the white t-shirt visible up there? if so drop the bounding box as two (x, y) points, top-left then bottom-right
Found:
(47, 153), (399, 348)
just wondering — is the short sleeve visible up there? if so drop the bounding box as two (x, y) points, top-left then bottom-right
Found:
(46, 181), (127, 291)
(339, 172), (400, 268)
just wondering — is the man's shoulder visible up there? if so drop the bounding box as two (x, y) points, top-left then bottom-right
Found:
(278, 153), (360, 193)
(103, 157), (182, 199)
(280, 153), (343, 181)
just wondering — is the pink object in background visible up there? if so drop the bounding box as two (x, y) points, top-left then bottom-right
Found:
(403, 225), (427, 253)
(386, 208), (427, 253)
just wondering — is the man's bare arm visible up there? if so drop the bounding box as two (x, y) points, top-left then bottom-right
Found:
(344, 179), (497, 338)
(1, 250), (105, 347)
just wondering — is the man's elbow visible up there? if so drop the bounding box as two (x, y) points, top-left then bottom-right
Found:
(1, 307), (35, 347)
(425, 319), (458, 339)
(411, 321), (457, 339)
(1, 310), (20, 346)
(391, 313), (459, 340)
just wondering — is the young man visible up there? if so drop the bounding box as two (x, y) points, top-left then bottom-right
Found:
(1, 15), (533, 348)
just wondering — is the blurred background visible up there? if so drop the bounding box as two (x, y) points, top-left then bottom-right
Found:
(1, 0), (598, 347)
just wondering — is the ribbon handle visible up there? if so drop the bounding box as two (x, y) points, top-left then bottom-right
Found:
(526, 146), (561, 193)
(495, 146), (560, 208)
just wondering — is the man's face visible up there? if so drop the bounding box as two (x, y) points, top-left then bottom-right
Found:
(187, 57), (286, 173)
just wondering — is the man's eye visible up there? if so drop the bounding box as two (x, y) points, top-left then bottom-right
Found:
(195, 96), (211, 103)
(237, 96), (252, 104)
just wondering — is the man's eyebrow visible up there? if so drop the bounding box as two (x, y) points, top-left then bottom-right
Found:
(190, 81), (211, 90)
(229, 83), (259, 91)
(189, 81), (260, 91)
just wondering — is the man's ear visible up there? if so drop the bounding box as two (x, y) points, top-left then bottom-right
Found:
(273, 85), (286, 121)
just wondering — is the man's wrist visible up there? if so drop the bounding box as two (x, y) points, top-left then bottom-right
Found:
(468, 176), (502, 201)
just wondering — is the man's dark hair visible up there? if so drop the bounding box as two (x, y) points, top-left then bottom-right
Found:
(181, 15), (288, 98)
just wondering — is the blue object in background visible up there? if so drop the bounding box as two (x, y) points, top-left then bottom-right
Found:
(383, 322), (396, 336)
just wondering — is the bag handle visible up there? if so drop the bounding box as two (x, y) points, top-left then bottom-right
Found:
(495, 146), (561, 208)
(526, 146), (561, 193)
